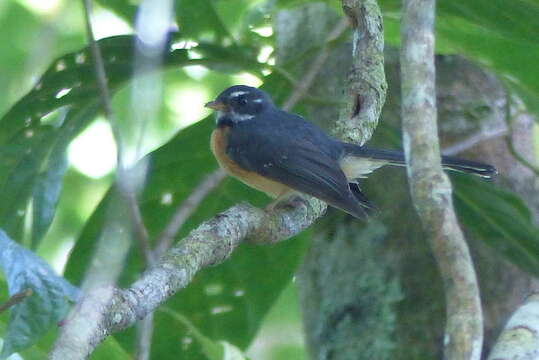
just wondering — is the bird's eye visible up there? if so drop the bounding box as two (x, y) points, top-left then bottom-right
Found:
(237, 96), (248, 106)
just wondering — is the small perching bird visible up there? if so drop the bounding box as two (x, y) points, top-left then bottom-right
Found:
(206, 85), (497, 219)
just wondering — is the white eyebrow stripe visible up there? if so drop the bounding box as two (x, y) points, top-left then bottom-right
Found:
(230, 91), (248, 98)
(253, 98), (263, 103)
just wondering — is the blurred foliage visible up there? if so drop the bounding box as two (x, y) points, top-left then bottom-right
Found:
(0, 230), (78, 358)
(0, 0), (538, 359)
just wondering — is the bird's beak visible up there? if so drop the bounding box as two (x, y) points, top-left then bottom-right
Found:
(205, 100), (228, 112)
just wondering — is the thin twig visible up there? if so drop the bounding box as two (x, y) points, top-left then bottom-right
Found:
(83, 0), (116, 129)
(442, 126), (507, 156)
(0, 289), (33, 313)
(135, 313), (154, 360)
(127, 190), (155, 265)
(154, 169), (226, 256)
(82, 0), (153, 265)
(505, 137), (539, 177)
(281, 18), (349, 111)
(401, 0), (483, 359)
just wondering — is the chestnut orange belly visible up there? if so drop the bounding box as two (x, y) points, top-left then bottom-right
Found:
(210, 126), (291, 198)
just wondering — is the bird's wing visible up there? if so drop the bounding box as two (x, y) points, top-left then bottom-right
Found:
(228, 133), (370, 218)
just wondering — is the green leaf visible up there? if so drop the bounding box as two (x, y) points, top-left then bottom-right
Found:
(94, 0), (137, 24)
(159, 307), (224, 360)
(29, 106), (94, 248)
(436, 16), (539, 116)
(89, 336), (131, 360)
(194, 43), (264, 76)
(274, 0), (340, 12)
(0, 31), (271, 246)
(454, 174), (539, 277)
(0, 229), (79, 358)
(0, 35), (189, 244)
(380, 0), (539, 117)
(159, 307), (251, 360)
(175, 0), (232, 41)
(437, 0), (539, 45)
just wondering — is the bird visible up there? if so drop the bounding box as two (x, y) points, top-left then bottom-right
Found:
(205, 85), (497, 219)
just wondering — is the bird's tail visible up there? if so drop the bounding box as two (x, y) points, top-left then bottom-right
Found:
(341, 143), (497, 179)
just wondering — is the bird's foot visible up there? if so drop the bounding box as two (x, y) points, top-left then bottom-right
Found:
(266, 194), (306, 212)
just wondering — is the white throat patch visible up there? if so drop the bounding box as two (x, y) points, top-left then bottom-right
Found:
(231, 111), (254, 122)
(215, 111), (254, 124)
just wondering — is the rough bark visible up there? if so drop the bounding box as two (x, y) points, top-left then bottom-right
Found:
(488, 293), (539, 360)
(401, 0), (483, 358)
(50, 199), (327, 359)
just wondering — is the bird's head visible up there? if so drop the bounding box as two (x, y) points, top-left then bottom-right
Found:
(205, 85), (273, 126)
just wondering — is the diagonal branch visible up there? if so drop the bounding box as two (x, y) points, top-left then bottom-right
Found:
(400, 1), (483, 359)
(49, 199), (326, 359)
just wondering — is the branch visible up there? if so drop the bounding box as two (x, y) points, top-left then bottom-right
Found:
(82, 0), (153, 265)
(0, 289), (33, 313)
(400, 1), (483, 359)
(442, 126), (507, 156)
(154, 169), (226, 256)
(49, 199), (326, 359)
(339, 0), (387, 143)
(135, 314), (154, 360)
(281, 18), (349, 112)
(487, 293), (539, 360)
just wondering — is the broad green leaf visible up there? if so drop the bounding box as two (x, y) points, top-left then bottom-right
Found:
(175, 0), (232, 41)
(0, 230), (79, 358)
(436, 16), (539, 116)
(0, 31), (272, 245)
(94, 0), (137, 24)
(89, 336), (131, 360)
(159, 306), (250, 360)
(437, 0), (539, 45)
(159, 307), (224, 360)
(194, 43), (264, 76)
(454, 175), (539, 278)
(0, 125), (56, 242)
(0, 35), (189, 245)
(379, 0), (539, 117)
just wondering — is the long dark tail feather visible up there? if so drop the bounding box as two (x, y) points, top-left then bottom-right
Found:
(341, 144), (497, 179)
(349, 183), (377, 214)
